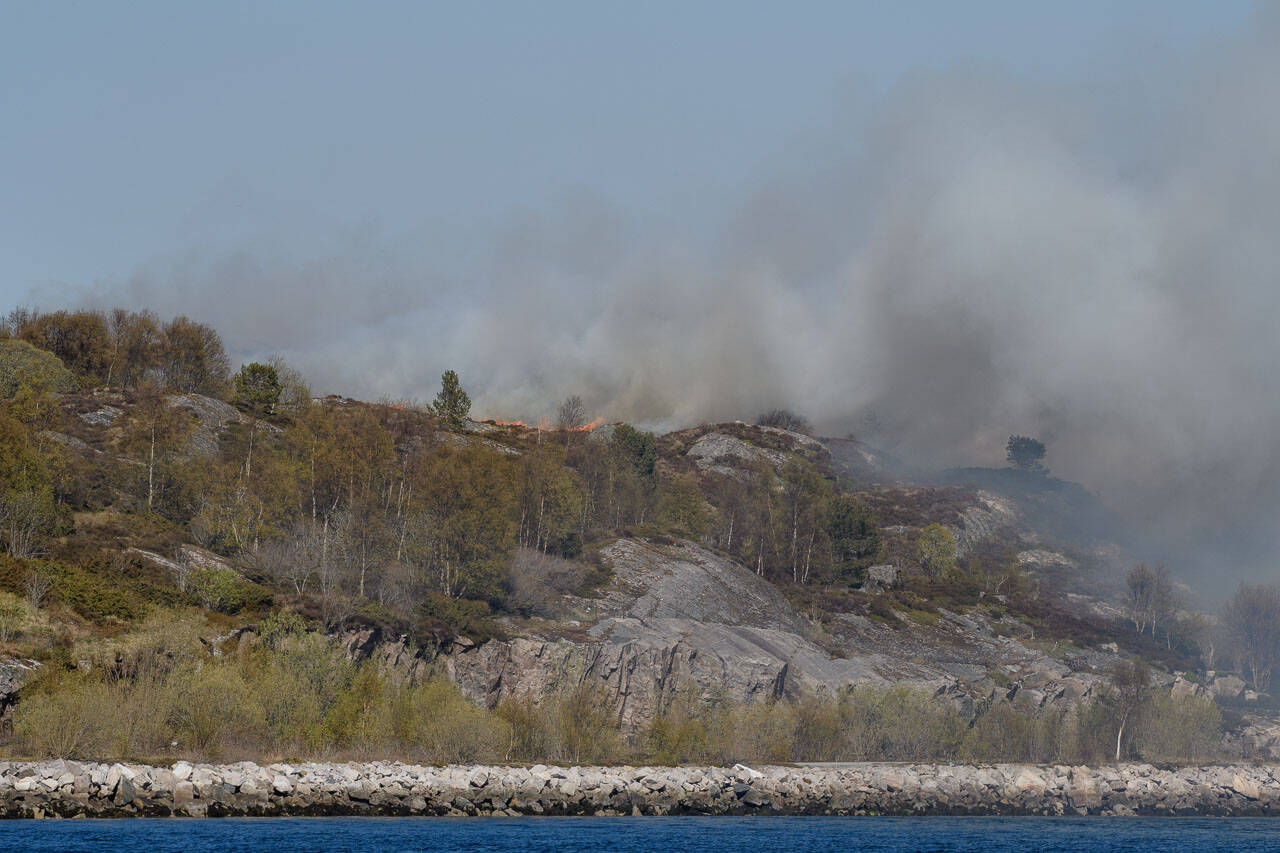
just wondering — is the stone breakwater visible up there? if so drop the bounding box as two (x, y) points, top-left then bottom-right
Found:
(1, 761), (1280, 818)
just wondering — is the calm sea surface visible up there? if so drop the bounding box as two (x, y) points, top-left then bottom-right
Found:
(0, 816), (1278, 852)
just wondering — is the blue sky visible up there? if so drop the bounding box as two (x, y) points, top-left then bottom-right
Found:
(0, 1), (1255, 299)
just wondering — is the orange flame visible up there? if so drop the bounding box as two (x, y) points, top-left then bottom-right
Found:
(481, 416), (605, 432)
(571, 417), (606, 432)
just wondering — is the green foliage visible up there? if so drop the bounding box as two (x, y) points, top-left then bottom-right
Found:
(0, 339), (77, 397)
(1006, 435), (1047, 471)
(1131, 692), (1223, 763)
(430, 369), (471, 428)
(916, 523), (958, 578)
(189, 566), (267, 614)
(258, 609), (307, 650)
(417, 591), (503, 644)
(825, 495), (880, 584)
(515, 445), (584, 556)
(611, 423), (657, 478)
(233, 362), (282, 415)
(0, 595), (25, 642)
(495, 683), (620, 764)
(960, 701), (1070, 763)
(657, 474), (712, 539)
(0, 410), (50, 494)
(53, 561), (143, 621)
(14, 675), (105, 759)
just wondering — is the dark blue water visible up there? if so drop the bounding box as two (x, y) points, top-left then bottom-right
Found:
(1, 816), (1278, 852)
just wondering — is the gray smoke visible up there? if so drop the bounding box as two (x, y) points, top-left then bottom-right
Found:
(45, 8), (1280, 590)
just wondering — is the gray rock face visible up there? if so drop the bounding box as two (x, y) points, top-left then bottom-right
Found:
(442, 539), (955, 729)
(1, 760), (1278, 818)
(686, 433), (790, 473)
(428, 537), (1118, 731)
(0, 658), (39, 725)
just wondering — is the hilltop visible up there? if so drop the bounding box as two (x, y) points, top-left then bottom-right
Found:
(0, 308), (1270, 766)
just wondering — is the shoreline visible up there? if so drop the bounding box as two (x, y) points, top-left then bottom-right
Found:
(1, 760), (1278, 818)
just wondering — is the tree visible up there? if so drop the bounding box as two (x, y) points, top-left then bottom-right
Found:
(916, 523), (958, 578)
(1107, 658), (1151, 761)
(159, 316), (230, 395)
(267, 355), (312, 413)
(18, 310), (111, 383)
(825, 495), (881, 584)
(556, 395), (586, 431)
(233, 363), (282, 479)
(0, 490), (54, 558)
(233, 363), (281, 415)
(430, 370), (471, 429)
(609, 424), (658, 525)
(1149, 565), (1178, 647)
(1221, 583), (1280, 695)
(104, 308), (161, 389)
(515, 445), (584, 555)
(0, 340), (77, 398)
(120, 381), (193, 510)
(657, 474), (712, 541)
(779, 459), (831, 583)
(1006, 435), (1046, 472)
(757, 409), (812, 435)
(1125, 563), (1154, 633)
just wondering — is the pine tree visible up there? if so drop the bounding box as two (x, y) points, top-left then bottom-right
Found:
(431, 369), (471, 429)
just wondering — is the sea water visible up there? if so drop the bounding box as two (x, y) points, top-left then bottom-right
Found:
(1, 815), (1278, 852)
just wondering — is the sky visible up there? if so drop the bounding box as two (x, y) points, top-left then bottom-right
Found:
(2, 1), (1277, 589)
(2, 1), (1254, 297)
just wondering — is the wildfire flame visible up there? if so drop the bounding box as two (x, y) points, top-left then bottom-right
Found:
(481, 416), (606, 432)
(572, 417), (606, 432)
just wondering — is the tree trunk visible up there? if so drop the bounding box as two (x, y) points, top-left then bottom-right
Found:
(146, 424), (156, 509)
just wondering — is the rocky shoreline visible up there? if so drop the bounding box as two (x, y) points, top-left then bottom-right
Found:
(2, 760), (1280, 818)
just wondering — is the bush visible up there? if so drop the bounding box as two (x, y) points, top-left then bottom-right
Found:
(258, 609), (306, 650)
(14, 676), (104, 758)
(167, 661), (265, 755)
(1132, 693), (1223, 763)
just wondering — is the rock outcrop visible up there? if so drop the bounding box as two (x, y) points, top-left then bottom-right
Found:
(3, 760), (1280, 818)
(379, 537), (1118, 731)
(441, 538), (957, 729)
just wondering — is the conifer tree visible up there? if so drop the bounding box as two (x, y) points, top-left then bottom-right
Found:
(431, 369), (471, 429)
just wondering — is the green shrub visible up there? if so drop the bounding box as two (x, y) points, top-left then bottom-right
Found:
(14, 676), (104, 758)
(258, 610), (306, 650)
(1133, 693), (1223, 763)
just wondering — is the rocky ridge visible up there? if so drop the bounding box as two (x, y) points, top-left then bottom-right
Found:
(2, 760), (1280, 818)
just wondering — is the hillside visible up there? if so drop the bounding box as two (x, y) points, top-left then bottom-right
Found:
(0, 308), (1270, 765)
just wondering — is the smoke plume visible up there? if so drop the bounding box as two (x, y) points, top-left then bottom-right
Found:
(44, 8), (1280, 589)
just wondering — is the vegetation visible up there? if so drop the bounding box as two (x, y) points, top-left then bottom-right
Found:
(430, 370), (471, 429)
(1006, 435), (1046, 472)
(0, 305), (1259, 766)
(756, 408), (811, 435)
(8, 624), (1224, 765)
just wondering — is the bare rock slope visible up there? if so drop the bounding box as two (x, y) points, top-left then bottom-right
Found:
(441, 538), (1103, 730)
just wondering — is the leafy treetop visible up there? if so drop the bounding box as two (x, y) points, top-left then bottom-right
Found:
(1006, 435), (1046, 472)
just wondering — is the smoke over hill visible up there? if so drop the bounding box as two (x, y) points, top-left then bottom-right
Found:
(38, 8), (1280, 589)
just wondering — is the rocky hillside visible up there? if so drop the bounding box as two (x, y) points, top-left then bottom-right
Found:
(0, 311), (1266, 762)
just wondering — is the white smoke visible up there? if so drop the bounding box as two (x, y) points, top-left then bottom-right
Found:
(43, 7), (1280, 588)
